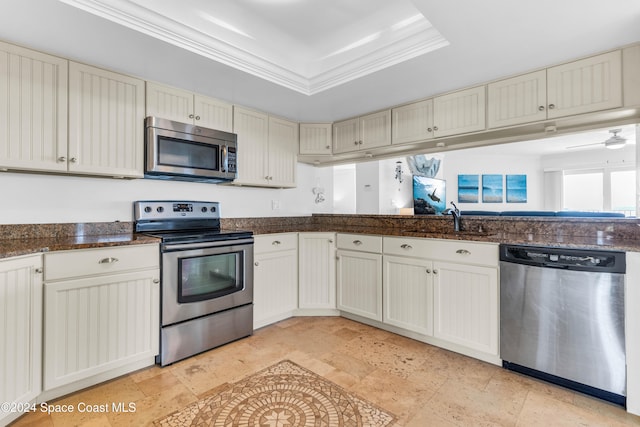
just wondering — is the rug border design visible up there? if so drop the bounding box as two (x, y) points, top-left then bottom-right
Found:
(154, 359), (397, 427)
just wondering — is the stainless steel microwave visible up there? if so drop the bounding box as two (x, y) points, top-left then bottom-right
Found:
(144, 116), (237, 183)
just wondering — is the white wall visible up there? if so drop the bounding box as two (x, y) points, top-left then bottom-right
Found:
(333, 164), (356, 214)
(355, 162), (380, 214)
(0, 163), (334, 224)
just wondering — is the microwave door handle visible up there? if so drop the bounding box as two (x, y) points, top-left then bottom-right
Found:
(221, 145), (228, 173)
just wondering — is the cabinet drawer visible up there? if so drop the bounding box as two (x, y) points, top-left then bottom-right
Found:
(431, 240), (499, 267)
(44, 244), (159, 281)
(337, 234), (382, 253)
(254, 233), (298, 253)
(383, 236), (436, 258)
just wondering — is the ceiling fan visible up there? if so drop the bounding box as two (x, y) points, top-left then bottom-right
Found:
(567, 129), (627, 150)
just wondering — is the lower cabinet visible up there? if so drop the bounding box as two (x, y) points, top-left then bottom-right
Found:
(433, 261), (499, 356)
(253, 233), (298, 329)
(0, 254), (43, 427)
(383, 255), (434, 336)
(43, 245), (159, 394)
(298, 232), (336, 310)
(336, 234), (383, 321)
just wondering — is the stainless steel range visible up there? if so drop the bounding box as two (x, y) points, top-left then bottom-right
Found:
(134, 200), (254, 366)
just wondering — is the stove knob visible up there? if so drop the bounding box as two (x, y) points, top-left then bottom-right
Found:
(157, 206), (164, 213)
(201, 207), (207, 213)
(210, 206), (217, 212)
(144, 206), (152, 213)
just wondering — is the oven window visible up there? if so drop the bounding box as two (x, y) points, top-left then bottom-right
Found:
(158, 136), (219, 171)
(178, 251), (242, 303)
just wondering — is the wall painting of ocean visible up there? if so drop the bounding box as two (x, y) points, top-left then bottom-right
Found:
(457, 174), (479, 203)
(482, 174), (503, 203)
(506, 174), (527, 203)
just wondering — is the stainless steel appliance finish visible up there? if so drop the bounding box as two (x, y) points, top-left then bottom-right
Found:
(134, 200), (253, 366)
(144, 116), (237, 183)
(500, 244), (626, 405)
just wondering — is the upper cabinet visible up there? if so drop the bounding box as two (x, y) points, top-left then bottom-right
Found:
(488, 50), (622, 129)
(391, 86), (486, 145)
(232, 106), (298, 188)
(299, 123), (332, 155)
(333, 110), (391, 154)
(146, 82), (232, 131)
(68, 62), (145, 178)
(0, 41), (68, 172)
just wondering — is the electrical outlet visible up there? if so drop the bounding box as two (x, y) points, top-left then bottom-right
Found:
(271, 200), (280, 210)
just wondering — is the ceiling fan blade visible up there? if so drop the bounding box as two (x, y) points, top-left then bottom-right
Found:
(566, 142), (603, 149)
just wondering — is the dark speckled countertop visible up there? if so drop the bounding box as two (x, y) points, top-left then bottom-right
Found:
(1, 214), (640, 260)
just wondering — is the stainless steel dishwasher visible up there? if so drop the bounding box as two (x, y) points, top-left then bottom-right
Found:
(500, 244), (626, 405)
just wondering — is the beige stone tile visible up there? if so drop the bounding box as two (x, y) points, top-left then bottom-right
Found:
(134, 370), (183, 398)
(127, 364), (164, 384)
(321, 350), (377, 380)
(420, 347), (497, 390)
(488, 368), (576, 404)
(403, 407), (461, 427)
(573, 393), (640, 426)
(8, 411), (54, 427)
(517, 390), (631, 427)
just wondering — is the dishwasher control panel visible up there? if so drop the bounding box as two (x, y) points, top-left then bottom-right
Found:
(499, 244), (625, 273)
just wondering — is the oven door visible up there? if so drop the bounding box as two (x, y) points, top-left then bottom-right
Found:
(161, 238), (253, 326)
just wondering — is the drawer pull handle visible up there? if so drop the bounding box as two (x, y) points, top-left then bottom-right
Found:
(272, 240), (281, 246)
(456, 249), (471, 255)
(255, 262), (260, 266)
(433, 269), (438, 274)
(153, 279), (160, 284)
(426, 269), (431, 274)
(98, 257), (119, 264)
(353, 240), (363, 245)
(400, 244), (412, 250)
(35, 268), (43, 274)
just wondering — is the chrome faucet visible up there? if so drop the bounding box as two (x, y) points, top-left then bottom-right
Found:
(444, 202), (461, 232)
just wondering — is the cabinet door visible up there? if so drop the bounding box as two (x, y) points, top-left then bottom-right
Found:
(0, 255), (42, 426)
(233, 106), (269, 185)
(298, 233), (336, 309)
(268, 116), (298, 188)
(433, 86), (486, 137)
(359, 110), (391, 150)
(383, 255), (433, 336)
(44, 269), (159, 390)
(0, 41), (68, 172)
(487, 70), (547, 128)
(194, 94), (233, 132)
(68, 62), (145, 178)
(332, 118), (359, 154)
(433, 261), (498, 356)
(254, 248), (298, 329)
(299, 123), (332, 155)
(146, 81), (194, 124)
(337, 249), (382, 321)
(392, 99), (434, 144)
(547, 50), (622, 118)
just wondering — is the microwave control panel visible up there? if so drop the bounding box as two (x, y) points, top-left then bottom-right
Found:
(227, 146), (237, 173)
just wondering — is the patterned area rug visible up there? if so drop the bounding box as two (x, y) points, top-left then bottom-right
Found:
(154, 360), (396, 426)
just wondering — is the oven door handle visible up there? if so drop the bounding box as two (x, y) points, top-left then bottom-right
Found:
(162, 238), (254, 251)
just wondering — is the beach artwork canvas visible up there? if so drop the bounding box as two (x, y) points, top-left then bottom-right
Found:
(457, 174), (479, 203)
(482, 174), (503, 203)
(413, 176), (446, 214)
(506, 174), (527, 203)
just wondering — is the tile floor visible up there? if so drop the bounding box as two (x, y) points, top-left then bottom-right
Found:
(10, 316), (640, 426)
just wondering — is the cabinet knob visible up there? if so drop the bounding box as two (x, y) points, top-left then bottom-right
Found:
(354, 140), (359, 146)
(538, 105), (545, 111)
(329, 239), (334, 243)
(153, 278), (160, 284)
(195, 115), (200, 120)
(272, 240), (281, 246)
(189, 114), (194, 119)
(456, 249), (471, 255)
(35, 268), (43, 274)
(70, 157), (78, 163)
(548, 104), (555, 110)
(254, 261), (259, 266)
(400, 244), (412, 250)
(426, 269), (431, 274)
(433, 126), (439, 131)
(427, 127), (433, 132)
(353, 240), (362, 245)
(57, 156), (67, 162)
(325, 145), (331, 149)
(433, 269), (438, 275)
(98, 257), (119, 264)
(359, 140), (363, 145)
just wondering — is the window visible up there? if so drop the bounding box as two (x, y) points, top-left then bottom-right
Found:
(562, 167), (636, 216)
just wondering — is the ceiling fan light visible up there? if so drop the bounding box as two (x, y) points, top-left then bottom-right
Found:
(605, 136), (626, 149)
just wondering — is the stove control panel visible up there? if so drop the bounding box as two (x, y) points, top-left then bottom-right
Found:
(134, 200), (220, 221)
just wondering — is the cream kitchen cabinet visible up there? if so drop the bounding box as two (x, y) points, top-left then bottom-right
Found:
(232, 106), (298, 187)
(488, 50), (622, 128)
(333, 110), (391, 154)
(0, 254), (43, 427)
(299, 123), (333, 155)
(253, 233), (298, 329)
(0, 41), (68, 173)
(298, 232), (336, 311)
(68, 62), (145, 178)
(336, 234), (383, 321)
(432, 86), (486, 138)
(391, 99), (434, 145)
(42, 244), (159, 396)
(146, 81), (233, 131)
